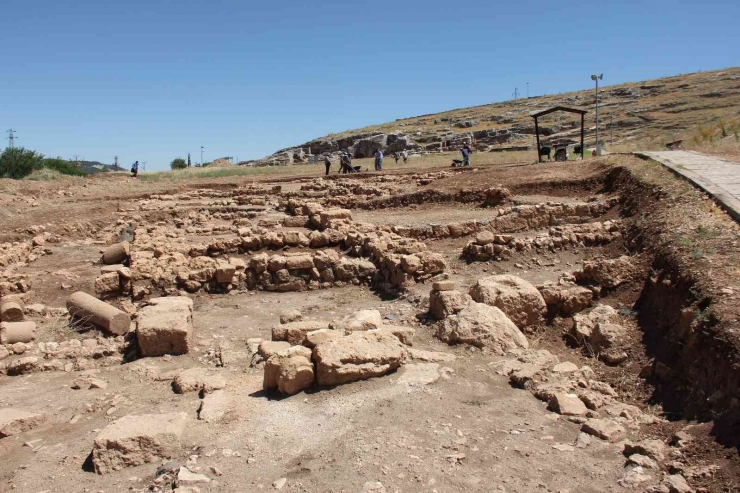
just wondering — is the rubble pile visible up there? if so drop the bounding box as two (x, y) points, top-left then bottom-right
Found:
(258, 310), (453, 395)
(0, 336), (127, 375)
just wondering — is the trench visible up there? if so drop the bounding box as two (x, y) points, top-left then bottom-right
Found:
(3, 162), (740, 490)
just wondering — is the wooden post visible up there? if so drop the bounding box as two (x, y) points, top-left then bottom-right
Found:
(534, 116), (542, 163)
(580, 113), (585, 160)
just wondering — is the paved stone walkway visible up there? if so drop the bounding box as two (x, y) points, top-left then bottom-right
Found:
(636, 150), (740, 222)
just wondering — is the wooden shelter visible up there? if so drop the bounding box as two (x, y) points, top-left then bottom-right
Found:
(530, 106), (587, 162)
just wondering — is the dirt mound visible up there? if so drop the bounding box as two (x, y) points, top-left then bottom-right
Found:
(206, 158), (235, 168)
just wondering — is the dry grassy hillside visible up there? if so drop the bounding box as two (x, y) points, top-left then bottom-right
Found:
(260, 67), (740, 164)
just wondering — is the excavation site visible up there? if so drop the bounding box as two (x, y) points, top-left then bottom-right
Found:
(1, 154), (740, 493)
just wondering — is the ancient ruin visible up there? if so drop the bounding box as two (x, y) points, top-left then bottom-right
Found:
(2, 68), (740, 492)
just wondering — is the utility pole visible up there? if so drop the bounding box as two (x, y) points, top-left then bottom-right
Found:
(7, 129), (16, 148)
(200, 146), (204, 165)
(591, 74), (603, 155)
(512, 88), (520, 99)
(526, 82), (529, 99)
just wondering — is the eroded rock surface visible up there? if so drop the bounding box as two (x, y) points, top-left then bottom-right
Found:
(469, 275), (546, 328)
(436, 302), (528, 353)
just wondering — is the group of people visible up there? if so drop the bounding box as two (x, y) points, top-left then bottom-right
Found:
(323, 149), (409, 175)
(394, 151), (409, 164)
(324, 152), (358, 175)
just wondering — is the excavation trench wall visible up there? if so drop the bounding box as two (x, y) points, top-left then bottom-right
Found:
(608, 166), (740, 443)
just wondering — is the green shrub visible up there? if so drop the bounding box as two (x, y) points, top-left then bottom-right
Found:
(42, 157), (87, 176)
(0, 147), (44, 179)
(170, 158), (187, 170)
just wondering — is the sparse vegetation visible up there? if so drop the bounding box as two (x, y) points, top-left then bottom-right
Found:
(23, 168), (66, 181)
(695, 224), (718, 239)
(719, 119), (728, 138)
(698, 125), (715, 143)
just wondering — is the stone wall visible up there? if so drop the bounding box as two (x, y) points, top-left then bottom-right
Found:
(392, 199), (619, 240)
(462, 220), (624, 261)
(245, 251), (377, 292)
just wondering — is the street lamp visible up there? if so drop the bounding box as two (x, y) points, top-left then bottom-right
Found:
(200, 146), (204, 166)
(591, 74), (603, 155)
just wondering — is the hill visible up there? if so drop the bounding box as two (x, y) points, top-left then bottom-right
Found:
(76, 160), (118, 174)
(256, 67), (740, 165)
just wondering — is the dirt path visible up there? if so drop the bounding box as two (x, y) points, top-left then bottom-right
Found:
(637, 150), (740, 222)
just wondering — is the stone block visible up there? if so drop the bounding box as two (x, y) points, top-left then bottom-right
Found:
(263, 346), (314, 395)
(92, 412), (187, 474)
(136, 297), (194, 357)
(0, 408), (44, 437)
(272, 320), (328, 345)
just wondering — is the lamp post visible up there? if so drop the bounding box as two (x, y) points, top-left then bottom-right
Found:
(591, 74), (603, 155)
(200, 146), (204, 166)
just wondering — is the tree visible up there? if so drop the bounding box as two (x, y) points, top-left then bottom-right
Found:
(0, 147), (44, 179)
(170, 158), (187, 170)
(42, 157), (87, 176)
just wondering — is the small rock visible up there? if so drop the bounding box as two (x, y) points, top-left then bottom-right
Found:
(279, 309), (302, 324)
(581, 418), (626, 441)
(627, 454), (659, 470)
(552, 443), (574, 452)
(552, 362), (579, 373)
(623, 439), (667, 461)
(72, 377), (108, 390)
(549, 393), (588, 416)
(362, 482), (388, 493)
(156, 461), (180, 476)
(618, 465), (652, 488)
(670, 430), (694, 448)
(432, 280), (455, 291)
(198, 390), (227, 423)
(173, 368), (226, 394)
(273, 477), (287, 490)
(576, 432), (591, 448)
(177, 467), (211, 485)
(663, 474), (692, 493)
(600, 348), (629, 365)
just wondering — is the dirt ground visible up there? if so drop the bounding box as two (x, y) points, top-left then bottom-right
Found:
(2, 156), (740, 493)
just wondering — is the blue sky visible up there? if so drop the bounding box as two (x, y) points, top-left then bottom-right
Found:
(2, 0), (738, 170)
